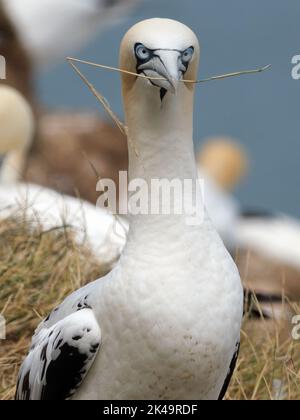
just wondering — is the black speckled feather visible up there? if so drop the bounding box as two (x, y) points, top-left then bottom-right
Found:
(15, 307), (101, 400)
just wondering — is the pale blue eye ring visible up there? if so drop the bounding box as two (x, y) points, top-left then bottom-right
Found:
(135, 44), (151, 61)
(182, 46), (194, 64)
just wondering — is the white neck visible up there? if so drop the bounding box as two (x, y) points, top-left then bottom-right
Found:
(0, 147), (27, 184)
(125, 81), (197, 182)
(122, 81), (207, 255)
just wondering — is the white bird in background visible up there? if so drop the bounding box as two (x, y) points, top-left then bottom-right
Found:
(197, 138), (300, 304)
(0, 84), (125, 265)
(16, 19), (243, 400)
(235, 209), (300, 303)
(2, 0), (143, 68)
(236, 212), (300, 274)
(197, 137), (247, 249)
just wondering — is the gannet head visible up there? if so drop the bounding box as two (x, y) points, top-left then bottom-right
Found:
(0, 85), (34, 155)
(120, 18), (200, 102)
(197, 137), (249, 191)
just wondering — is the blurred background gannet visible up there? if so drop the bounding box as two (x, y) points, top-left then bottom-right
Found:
(197, 137), (248, 248)
(0, 84), (125, 266)
(197, 137), (300, 315)
(2, 0), (144, 68)
(0, 0), (129, 207)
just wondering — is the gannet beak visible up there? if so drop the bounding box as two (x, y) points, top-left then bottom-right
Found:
(138, 50), (182, 94)
(153, 50), (181, 94)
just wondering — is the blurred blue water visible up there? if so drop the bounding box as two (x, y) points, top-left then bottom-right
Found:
(37, 0), (300, 217)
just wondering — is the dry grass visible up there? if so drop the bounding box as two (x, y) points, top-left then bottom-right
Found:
(228, 312), (300, 400)
(0, 215), (299, 400)
(0, 213), (106, 400)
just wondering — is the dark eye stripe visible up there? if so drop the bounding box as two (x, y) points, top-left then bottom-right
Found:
(134, 44), (195, 75)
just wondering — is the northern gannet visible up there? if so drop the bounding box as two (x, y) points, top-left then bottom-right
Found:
(0, 85), (125, 265)
(16, 19), (243, 400)
(235, 211), (300, 301)
(196, 137), (247, 249)
(197, 138), (300, 310)
(2, 0), (143, 68)
(198, 137), (248, 193)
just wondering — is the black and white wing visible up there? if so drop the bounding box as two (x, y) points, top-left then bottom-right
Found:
(16, 308), (101, 400)
(218, 342), (240, 400)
